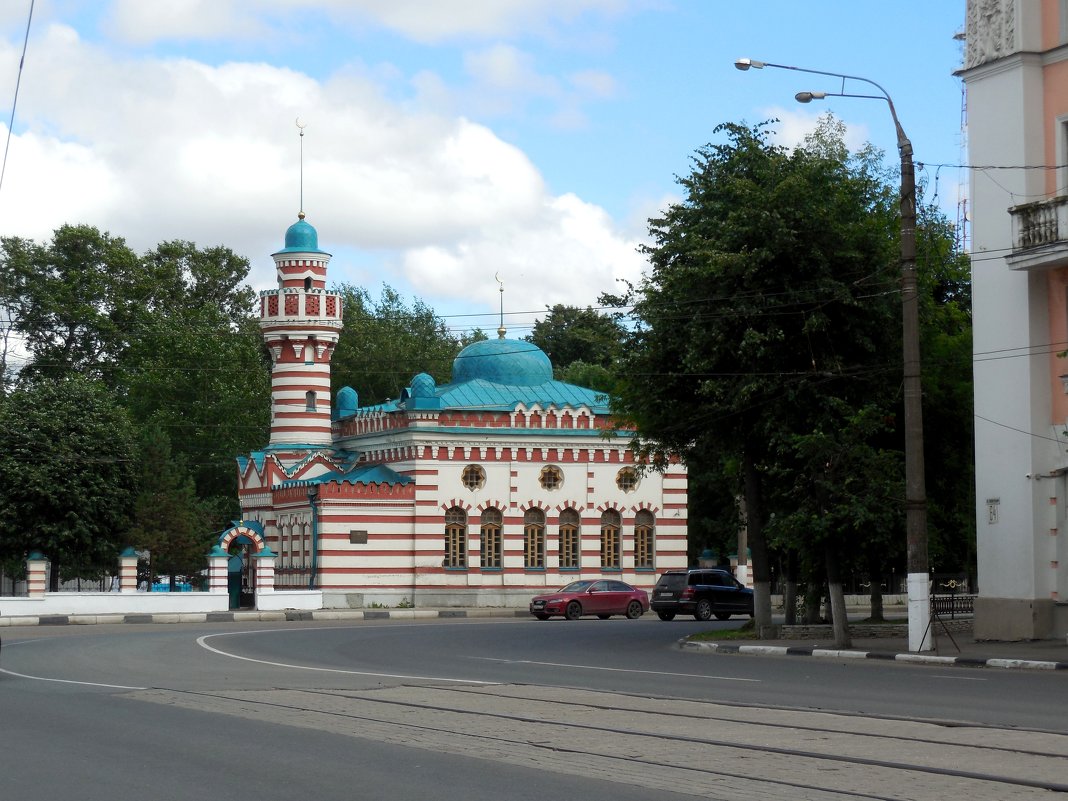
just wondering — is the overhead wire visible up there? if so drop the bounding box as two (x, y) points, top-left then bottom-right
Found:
(0, 0), (33, 195)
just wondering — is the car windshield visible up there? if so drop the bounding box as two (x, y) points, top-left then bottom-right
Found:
(558, 581), (595, 593)
(655, 573), (687, 590)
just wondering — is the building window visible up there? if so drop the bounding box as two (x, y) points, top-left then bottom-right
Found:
(539, 465), (563, 490)
(634, 510), (655, 570)
(524, 508), (545, 568)
(305, 391), (316, 411)
(462, 464), (486, 491)
(616, 466), (638, 492)
(600, 509), (621, 569)
(444, 507), (467, 568)
(480, 507), (502, 568)
(558, 508), (580, 569)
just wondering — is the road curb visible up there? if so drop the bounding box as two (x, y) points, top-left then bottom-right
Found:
(679, 639), (1068, 671)
(0, 608), (531, 627)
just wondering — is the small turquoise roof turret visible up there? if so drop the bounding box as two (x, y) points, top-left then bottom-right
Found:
(273, 212), (330, 256)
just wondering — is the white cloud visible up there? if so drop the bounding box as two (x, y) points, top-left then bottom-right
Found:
(568, 69), (616, 98)
(761, 105), (872, 154)
(401, 192), (647, 327)
(464, 44), (558, 97)
(105, 0), (266, 44)
(102, 0), (631, 45)
(0, 19), (641, 322)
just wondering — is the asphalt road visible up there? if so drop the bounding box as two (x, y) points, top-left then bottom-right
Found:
(3, 617), (1067, 801)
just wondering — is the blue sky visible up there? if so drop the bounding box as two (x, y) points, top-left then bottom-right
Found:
(0, 1), (967, 338)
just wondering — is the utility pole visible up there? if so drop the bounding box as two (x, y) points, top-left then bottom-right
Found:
(735, 58), (932, 650)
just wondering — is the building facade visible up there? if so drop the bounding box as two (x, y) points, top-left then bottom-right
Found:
(236, 215), (689, 608)
(962, 0), (1068, 639)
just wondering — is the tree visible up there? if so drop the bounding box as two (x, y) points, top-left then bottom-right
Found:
(0, 375), (137, 587)
(767, 400), (904, 644)
(128, 424), (216, 588)
(120, 309), (270, 517)
(0, 225), (141, 386)
(609, 120), (902, 632)
(330, 283), (471, 406)
(526, 304), (626, 374)
(915, 204), (974, 583)
(1, 227), (270, 535)
(140, 240), (258, 324)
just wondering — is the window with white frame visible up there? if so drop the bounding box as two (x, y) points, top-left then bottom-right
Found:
(558, 508), (580, 569)
(524, 508), (545, 568)
(600, 509), (621, 569)
(444, 507), (467, 568)
(480, 507), (503, 568)
(634, 510), (655, 570)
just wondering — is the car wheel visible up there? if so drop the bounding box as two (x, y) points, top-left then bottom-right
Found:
(694, 598), (713, 621)
(656, 611), (676, 621)
(626, 601), (643, 619)
(534, 613), (550, 620)
(597, 614), (611, 620)
(564, 601), (582, 621)
(714, 611), (732, 621)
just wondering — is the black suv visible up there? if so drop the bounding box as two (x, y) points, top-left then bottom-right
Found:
(650, 568), (754, 621)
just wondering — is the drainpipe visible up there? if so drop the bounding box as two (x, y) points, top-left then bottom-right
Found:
(307, 483), (320, 588)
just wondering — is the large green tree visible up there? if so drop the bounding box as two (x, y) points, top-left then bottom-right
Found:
(120, 308), (269, 516)
(609, 121), (902, 631)
(0, 227), (270, 544)
(0, 375), (138, 587)
(0, 225), (142, 386)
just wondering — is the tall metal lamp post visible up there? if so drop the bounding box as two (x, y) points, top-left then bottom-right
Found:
(734, 58), (931, 652)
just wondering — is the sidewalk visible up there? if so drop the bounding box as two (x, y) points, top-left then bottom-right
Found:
(682, 622), (1068, 671)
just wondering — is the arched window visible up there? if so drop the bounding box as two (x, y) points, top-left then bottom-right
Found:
(480, 507), (503, 569)
(558, 508), (580, 570)
(634, 509), (655, 570)
(524, 508), (545, 569)
(444, 507), (467, 568)
(306, 391), (316, 412)
(304, 276), (312, 290)
(600, 509), (621, 570)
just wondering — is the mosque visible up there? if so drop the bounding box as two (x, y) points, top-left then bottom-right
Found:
(231, 214), (689, 608)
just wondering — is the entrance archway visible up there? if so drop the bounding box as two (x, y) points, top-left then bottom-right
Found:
(217, 522), (268, 609)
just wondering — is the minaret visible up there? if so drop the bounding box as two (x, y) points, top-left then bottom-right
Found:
(259, 212), (343, 448)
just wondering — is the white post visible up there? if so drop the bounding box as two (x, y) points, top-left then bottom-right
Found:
(907, 573), (933, 652)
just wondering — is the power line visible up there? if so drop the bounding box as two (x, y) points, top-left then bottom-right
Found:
(0, 0), (33, 195)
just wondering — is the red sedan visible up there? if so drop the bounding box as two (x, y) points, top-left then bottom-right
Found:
(529, 579), (649, 620)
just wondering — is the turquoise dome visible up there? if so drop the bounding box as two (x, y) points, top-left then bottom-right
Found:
(410, 373), (436, 397)
(334, 386), (358, 420)
(274, 213), (329, 255)
(452, 338), (553, 386)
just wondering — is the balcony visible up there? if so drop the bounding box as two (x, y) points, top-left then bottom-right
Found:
(1007, 195), (1068, 271)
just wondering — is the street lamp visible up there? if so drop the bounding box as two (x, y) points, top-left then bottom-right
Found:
(736, 57), (931, 652)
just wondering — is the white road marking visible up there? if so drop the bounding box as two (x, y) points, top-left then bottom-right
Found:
(0, 666), (146, 690)
(196, 630), (495, 684)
